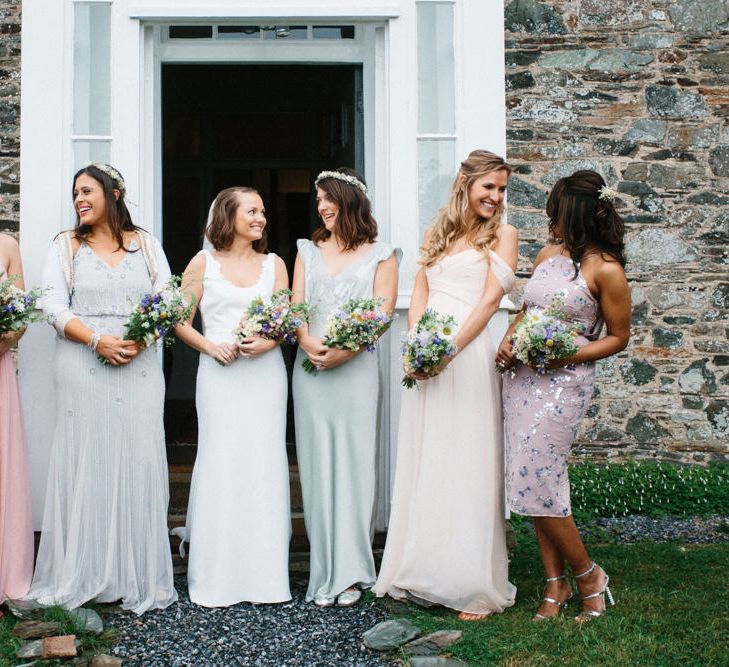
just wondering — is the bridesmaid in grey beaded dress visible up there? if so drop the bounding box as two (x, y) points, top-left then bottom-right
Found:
(497, 170), (631, 622)
(292, 168), (399, 607)
(30, 164), (177, 614)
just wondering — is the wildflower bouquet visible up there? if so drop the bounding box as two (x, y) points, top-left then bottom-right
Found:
(504, 294), (583, 374)
(0, 275), (47, 335)
(233, 288), (309, 345)
(100, 275), (193, 363)
(301, 297), (393, 374)
(401, 309), (458, 389)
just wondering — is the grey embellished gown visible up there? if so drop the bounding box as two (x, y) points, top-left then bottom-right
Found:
(30, 237), (177, 614)
(292, 239), (399, 602)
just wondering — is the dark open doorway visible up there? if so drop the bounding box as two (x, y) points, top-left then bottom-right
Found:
(161, 63), (363, 460)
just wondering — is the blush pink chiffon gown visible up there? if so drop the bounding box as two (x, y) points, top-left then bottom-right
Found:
(0, 263), (34, 604)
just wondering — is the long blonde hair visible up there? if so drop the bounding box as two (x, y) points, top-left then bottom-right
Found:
(421, 150), (511, 267)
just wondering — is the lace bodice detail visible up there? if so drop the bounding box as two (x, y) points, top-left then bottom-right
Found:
(296, 239), (400, 338)
(198, 250), (276, 343)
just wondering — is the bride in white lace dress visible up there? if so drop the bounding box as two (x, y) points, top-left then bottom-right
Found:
(174, 187), (291, 606)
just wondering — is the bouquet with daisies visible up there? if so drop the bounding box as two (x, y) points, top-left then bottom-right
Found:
(503, 293), (584, 374)
(0, 275), (47, 336)
(301, 297), (393, 374)
(401, 309), (458, 389)
(233, 288), (309, 346)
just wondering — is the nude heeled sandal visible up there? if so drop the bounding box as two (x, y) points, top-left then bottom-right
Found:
(532, 574), (573, 621)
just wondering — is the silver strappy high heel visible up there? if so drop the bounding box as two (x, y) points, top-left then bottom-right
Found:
(532, 574), (573, 621)
(574, 562), (614, 620)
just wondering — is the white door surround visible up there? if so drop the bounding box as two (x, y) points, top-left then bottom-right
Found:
(19, 0), (507, 528)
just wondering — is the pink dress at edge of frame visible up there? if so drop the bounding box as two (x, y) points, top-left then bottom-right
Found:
(503, 252), (604, 518)
(0, 261), (34, 603)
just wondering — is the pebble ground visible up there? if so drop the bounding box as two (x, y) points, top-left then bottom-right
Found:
(106, 575), (395, 667)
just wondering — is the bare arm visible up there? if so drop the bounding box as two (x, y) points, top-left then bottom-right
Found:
(553, 259), (631, 367)
(174, 253), (237, 365)
(292, 252), (328, 364)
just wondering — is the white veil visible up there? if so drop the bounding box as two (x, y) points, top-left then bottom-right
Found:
(201, 197), (217, 251)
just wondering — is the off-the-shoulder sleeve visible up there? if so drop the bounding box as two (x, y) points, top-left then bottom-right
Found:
(489, 249), (516, 294)
(41, 243), (76, 337)
(151, 235), (172, 292)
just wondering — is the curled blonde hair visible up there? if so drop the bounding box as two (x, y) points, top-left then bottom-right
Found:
(421, 150), (511, 267)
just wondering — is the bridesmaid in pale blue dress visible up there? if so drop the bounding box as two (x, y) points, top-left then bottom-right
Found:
(292, 168), (399, 607)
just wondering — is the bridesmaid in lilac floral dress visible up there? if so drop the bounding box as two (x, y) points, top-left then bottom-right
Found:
(497, 171), (631, 622)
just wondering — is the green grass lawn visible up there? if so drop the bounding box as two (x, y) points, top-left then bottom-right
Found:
(384, 539), (729, 666)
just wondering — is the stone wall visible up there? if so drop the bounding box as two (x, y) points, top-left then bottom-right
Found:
(504, 0), (729, 463)
(0, 0), (20, 235)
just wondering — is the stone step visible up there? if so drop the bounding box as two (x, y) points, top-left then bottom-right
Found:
(168, 463), (303, 515)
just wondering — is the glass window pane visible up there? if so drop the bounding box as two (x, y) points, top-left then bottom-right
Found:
(418, 140), (456, 236)
(261, 26), (308, 40)
(73, 141), (111, 170)
(217, 26), (261, 40)
(73, 2), (111, 135)
(417, 3), (455, 134)
(169, 25), (213, 39)
(312, 26), (355, 39)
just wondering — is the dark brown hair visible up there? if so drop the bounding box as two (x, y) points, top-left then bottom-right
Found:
(546, 170), (626, 275)
(312, 167), (377, 251)
(205, 187), (267, 253)
(72, 164), (138, 252)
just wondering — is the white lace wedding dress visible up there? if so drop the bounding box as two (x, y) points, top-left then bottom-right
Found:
(176, 250), (291, 606)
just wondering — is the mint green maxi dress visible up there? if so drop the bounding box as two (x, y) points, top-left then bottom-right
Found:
(292, 239), (400, 602)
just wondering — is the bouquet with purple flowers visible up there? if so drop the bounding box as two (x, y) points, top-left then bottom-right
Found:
(233, 288), (309, 346)
(99, 275), (193, 363)
(301, 296), (393, 375)
(503, 293), (584, 374)
(401, 309), (458, 389)
(0, 275), (47, 335)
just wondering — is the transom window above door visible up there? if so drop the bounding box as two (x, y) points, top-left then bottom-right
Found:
(167, 25), (355, 41)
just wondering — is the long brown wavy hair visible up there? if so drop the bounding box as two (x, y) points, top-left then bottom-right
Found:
(72, 164), (139, 252)
(312, 167), (377, 251)
(205, 187), (268, 253)
(420, 150), (511, 268)
(546, 170), (626, 276)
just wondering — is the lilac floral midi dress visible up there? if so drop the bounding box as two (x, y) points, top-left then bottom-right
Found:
(503, 253), (603, 517)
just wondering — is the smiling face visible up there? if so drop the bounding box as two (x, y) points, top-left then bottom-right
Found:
(74, 173), (109, 226)
(316, 187), (340, 233)
(233, 192), (266, 242)
(466, 169), (509, 220)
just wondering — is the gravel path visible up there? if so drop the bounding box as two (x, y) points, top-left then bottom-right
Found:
(106, 575), (395, 667)
(583, 514), (729, 544)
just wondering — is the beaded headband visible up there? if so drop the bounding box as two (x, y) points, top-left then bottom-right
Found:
(598, 185), (617, 202)
(88, 162), (126, 194)
(315, 170), (367, 194)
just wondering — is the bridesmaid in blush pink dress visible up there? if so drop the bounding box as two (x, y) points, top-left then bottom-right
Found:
(497, 170), (631, 622)
(0, 232), (34, 604)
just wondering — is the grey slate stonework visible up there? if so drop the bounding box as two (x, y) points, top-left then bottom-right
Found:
(0, 0), (20, 235)
(505, 0), (729, 464)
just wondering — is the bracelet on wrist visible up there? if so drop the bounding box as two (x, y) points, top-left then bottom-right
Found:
(87, 332), (101, 352)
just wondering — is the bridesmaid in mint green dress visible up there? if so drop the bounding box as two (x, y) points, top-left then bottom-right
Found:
(292, 168), (399, 607)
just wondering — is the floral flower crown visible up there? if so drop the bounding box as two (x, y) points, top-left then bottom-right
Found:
(88, 162), (126, 194)
(598, 185), (617, 202)
(315, 170), (367, 194)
